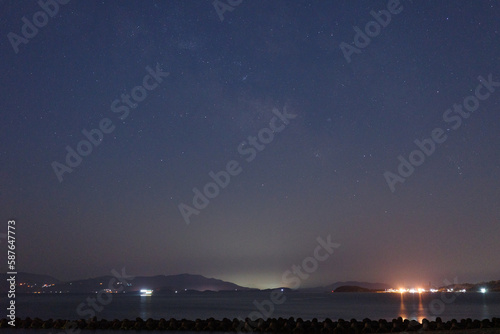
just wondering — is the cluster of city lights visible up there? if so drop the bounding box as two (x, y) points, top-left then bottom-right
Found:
(385, 288), (436, 293)
(386, 287), (486, 293)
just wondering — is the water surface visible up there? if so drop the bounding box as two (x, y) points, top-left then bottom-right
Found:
(10, 291), (500, 322)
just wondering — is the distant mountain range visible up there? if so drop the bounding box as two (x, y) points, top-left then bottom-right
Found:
(1, 272), (498, 294)
(333, 285), (374, 293)
(0, 272), (252, 294)
(0, 272), (62, 293)
(2, 272), (61, 285)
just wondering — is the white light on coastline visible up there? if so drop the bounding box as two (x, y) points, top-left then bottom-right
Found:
(140, 289), (153, 296)
(480, 288), (487, 293)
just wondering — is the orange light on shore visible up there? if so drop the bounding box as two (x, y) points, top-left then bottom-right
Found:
(387, 287), (452, 294)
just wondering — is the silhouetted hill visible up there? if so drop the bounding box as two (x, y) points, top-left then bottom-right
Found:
(442, 280), (500, 292)
(304, 281), (391, 292)
(0, 272), (60, 293)
(334, 285), (373, 292)
(130, 273), (251, 292)
(0, 273), (252, 294)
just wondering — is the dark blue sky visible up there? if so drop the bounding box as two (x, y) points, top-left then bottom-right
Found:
(1, 0), (499, 289)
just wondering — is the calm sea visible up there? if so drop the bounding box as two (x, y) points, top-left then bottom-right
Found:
(7, 291), (500, 322)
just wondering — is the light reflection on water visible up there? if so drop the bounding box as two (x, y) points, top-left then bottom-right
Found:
(398, 293), (426, 322)
(396, 292), (497, 322)
(482, 294), (490, 320)
(139, 295), (152, 320)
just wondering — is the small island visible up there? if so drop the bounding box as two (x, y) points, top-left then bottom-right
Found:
(333, 285), (374, 293)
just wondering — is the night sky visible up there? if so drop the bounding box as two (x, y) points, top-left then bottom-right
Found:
(1, 0), (500, 289)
